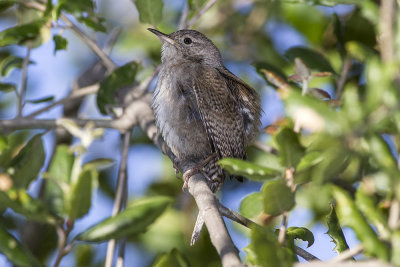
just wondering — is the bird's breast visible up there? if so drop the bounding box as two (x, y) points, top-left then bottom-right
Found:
(152, 66), (212, 161)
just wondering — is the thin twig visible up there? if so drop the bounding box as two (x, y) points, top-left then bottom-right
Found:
(26, 84), (99, 118)
(335, 57), (351, 100)
(178, 3), (190, 30)
(278, 212), (288, 245)
(328, 244), (364, 263)
(379, 0), (395, 62)
(186, 0), (217, 28)
(17, 47), (31, 118)
(53, 220), (75, 267)
(295, 246), (321, 262)
(60, 14), (117, 72)
(253, 140), (279, 155)
(218, 202), (321, 262)
(105, 131), (131, 267)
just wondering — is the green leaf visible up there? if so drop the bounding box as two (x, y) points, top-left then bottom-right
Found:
(286, 227), (314, 247)
(8, 134), (45, 189)
(134, 0), (163, 25)
(0, 131), (31, 168)
(355, 188), (390, 239)
(0, 224), (43, 267)
(368, 135), (398, 173)
(56, 0), (94, 18)
(0, 190), (57, 224)
(0, 20), (46, 47)
(331, 186), (389, 260)
(239, 192), (263, 219)
(26, 96), (55, 104)
(78, 16), (106, 32)
(0, 55), (34, 77)
(0, 82), (16, 93)
(275, 128), (305, 168)
(284, 46), (335, 73)
(218, 158), (280, 181)
(343, 9), (376, 49)
(77, 196), (172, 242)
(83, 158), (114, 171)
(152, 248), (190, 267)
(53, 35), (68, 53)
(262, 181), (295, 216)
(326, 203), (350, 254)
(245, 226), (291, 267)
(47, 145), (74, 183)
(96, 61), (139, 114)
(68, 169), (96, 219)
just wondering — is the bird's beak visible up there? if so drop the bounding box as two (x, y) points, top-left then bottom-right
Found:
(148, 28), (177, 46)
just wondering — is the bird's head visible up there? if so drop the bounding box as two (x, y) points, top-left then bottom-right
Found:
(148, 28), (223, 68)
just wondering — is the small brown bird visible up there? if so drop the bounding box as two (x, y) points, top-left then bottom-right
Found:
(149, 28), (261, 191)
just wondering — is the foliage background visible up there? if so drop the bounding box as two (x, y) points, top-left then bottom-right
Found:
(0, 0), (399, 266)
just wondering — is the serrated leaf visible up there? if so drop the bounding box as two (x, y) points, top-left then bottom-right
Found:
(8, 134), (45, 189)
(218, 158), (280, 181)
(286, 227), (314, 248)
(68, 169), (96, 219)
(53, 35), (68, 53)
(26, 96), (54, 104)
(239, 192), (263, 219)
(0, 224), (43, 267)
(134, 0), (163, 25)
(245, 226), (292, 267)
(285, 46), (335, 73)
(332, 185), (389, 260)
(77, 196), (172, 242)
(0, 190), (57, 224)
(262, 181), (295, 216)
(96, 61), (139, 114)
(0, 82), (16, 92)
(275, 128), (305, 168)
(0, 20), (45, 47)
(152, 248), (190, 267)
(326, 203), (350, 254)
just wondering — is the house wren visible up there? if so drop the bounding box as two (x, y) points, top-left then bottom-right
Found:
(149, 28), (261, 191)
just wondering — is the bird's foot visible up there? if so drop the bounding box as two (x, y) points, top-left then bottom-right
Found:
(181, 153), (219, 191)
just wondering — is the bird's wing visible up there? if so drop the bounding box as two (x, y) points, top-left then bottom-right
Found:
(191, 66), (246, 159)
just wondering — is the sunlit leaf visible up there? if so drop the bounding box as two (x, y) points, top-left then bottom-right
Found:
(68, 169), (96, 219)
(262, 180), (294, 216)
(134, 0), (163, 25)
(239, 192), (263, 219)
(0, 224), (43, 267)
(245, 226), (292, 267)
(56, 0), (94, 18)
(77, 196), (172, 242)
(355, 188), (390, 239)
(275, 128), (305, 168)
(332, 186), (389, 260)
(0, 55), (34, 77)
(96, 61), (139, 114)
(0, 20), (46, 47)
(152, 248), (190, 267)
(0, 190), (57, 224)
(218, 158), (280, 181)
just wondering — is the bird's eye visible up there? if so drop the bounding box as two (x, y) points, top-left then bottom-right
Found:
(183, 37), (192, 45)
